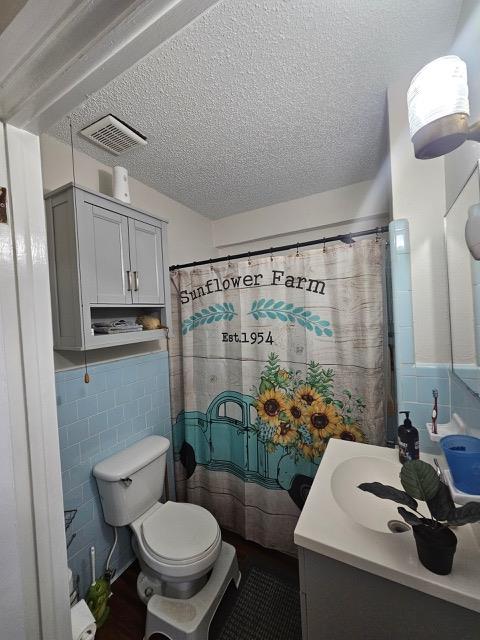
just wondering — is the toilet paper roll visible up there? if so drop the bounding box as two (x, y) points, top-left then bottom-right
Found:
(71, 599), (97, 640)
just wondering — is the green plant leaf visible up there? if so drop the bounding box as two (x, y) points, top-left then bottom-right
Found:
(397, 507), (424, 527)
(447, 502), (480, 526)
(358, 482), (418, 511)
(427, 482), (455, 521)
(259, 379), (273, 394)
(400, 460), (440, 501)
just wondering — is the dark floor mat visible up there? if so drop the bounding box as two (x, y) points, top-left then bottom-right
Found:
(218, 566), (302, 640)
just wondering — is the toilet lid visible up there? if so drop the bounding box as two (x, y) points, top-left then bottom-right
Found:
(141, 502), (220, 563)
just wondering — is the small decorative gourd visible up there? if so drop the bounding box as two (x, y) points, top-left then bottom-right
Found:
(136, 314), (162, 330)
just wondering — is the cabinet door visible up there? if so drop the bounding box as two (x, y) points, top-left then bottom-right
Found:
(91, 206), (132, 303)
(128, 219), (164, 305)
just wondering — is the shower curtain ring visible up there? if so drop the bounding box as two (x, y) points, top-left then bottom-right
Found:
(227, 255), (232, 268)
(210, 258), (214, 271)
(375, 227), (380, 243)
(323, 237), (326, 253)
(270, 247), (274, 262)
(248, 251), (252, 266)
(296, 243), (299, 257)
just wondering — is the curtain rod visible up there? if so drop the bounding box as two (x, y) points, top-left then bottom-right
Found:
(169, 225), (389, 271)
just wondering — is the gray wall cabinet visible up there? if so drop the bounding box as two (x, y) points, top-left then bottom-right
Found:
(129, 218), (164, 305)
(45, 184), (170, 351)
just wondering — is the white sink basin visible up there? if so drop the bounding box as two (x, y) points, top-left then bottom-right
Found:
(331, 455), (410, 533)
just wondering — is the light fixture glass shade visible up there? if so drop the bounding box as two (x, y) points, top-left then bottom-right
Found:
(407, 55), (469, 138)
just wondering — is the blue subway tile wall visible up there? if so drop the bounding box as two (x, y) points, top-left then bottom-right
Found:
(397, 364), (451, 455)
(56, 351), (171, 596)
(389, 220), (451, 455)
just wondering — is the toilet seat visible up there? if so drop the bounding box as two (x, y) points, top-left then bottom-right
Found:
(131, 501), (222, 581)
(141, 502), (221, 565)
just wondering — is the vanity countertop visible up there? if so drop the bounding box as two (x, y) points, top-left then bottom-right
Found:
(294, 439), (480, 612)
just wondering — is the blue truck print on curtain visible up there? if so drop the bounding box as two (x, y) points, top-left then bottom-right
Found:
(173, 352), (367, 509)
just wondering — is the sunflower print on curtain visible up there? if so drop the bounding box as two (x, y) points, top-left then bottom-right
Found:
(169, 239), (386, 555)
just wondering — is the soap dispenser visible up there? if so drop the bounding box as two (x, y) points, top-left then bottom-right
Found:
(398, 411), (419, 464)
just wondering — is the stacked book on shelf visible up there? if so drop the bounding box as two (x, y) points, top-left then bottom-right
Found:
(91, 319), (143, 335)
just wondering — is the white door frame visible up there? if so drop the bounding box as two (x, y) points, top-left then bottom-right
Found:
(1, 123), (71, 638)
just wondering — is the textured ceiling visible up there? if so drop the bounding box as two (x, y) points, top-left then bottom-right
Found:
(0, 0), (27, 36)
(50, 0), (462, 218)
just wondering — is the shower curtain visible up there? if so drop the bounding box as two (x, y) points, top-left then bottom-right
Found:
(169, 239), (386, 554)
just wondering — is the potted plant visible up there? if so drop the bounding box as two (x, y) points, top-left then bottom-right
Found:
(358, 459), (480, 575)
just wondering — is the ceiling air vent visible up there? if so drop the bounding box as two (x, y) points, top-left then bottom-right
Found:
(80, 114), (147, 155)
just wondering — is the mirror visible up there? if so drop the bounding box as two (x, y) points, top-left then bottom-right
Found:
(445, 162), (480, 396)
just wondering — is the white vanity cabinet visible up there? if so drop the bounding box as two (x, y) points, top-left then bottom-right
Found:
(294, 440), (480, 640)
(45, 184), (170, 350)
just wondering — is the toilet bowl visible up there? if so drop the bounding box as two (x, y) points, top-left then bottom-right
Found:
(132, 501), (222, 599)
(93, 436), (224, 601)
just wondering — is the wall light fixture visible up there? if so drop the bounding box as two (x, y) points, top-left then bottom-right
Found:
(407, 55), (480, 159)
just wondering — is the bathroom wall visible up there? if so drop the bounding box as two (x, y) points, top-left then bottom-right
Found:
(212, 178), (390, 254)
(40, 134), (216, 268)
(389, 219), (450, 455)
(386, 76), (453, 441)
(57, 351), (172, 596)
(387, 78), (449, 367)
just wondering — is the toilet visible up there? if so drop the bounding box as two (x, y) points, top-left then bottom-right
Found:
(93, 435), (240, 639)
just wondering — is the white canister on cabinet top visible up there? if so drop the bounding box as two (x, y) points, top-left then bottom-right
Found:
(113, 166), (131, 203)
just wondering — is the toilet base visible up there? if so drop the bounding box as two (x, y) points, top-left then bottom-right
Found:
(144, 542), (241, 640)
(137, 567), (209, 602)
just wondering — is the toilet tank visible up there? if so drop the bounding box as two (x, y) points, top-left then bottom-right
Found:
(93, 435), (170, 526)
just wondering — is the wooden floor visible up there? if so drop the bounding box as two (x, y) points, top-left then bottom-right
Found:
(96, 529), (299, 640)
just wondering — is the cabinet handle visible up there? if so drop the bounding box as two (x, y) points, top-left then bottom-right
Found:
(134, 271), (139, 291)
(126, 270), (133, 291)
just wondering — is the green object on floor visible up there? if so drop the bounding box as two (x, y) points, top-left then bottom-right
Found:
(86, 545), (111, 629)
(86, 576), (111, 628)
